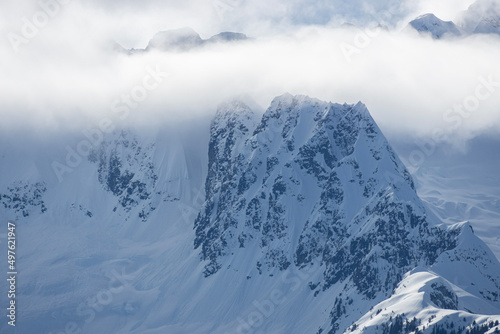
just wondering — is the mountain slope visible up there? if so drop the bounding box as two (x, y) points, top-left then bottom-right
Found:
(0, 96), (499, 334)
(351, 221), (500, 333)
(193, 94), (500, 333)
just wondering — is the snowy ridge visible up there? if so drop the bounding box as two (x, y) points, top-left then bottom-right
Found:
(351, 222), (500, 333)
(0, 95), (499, 333)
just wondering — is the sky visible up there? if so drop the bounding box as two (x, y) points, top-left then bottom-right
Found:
(0, 0), (499, 151)
(0, 0), (477, 46)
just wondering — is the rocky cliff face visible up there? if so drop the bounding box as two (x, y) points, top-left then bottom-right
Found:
(194, 94), (500, 333)
(0, 95), (499, 334)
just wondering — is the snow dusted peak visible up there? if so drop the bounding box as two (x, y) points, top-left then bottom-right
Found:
(267, 93), (336, 110)
(433, 221), (500, 294)
(215, 98), (253, 116)
(212, 99), (259, 133)
(460, 0), (500, 35)
(146, 27), (203, 51)
(206, 32), (249, 43)
(255, 94), (368, 135)
(409, 13), (462, 39)
(267, 94), (369, 117)
(351, 100), (370, 117)
(262, 92), (297, 116)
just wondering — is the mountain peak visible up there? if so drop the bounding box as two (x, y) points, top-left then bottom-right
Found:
(212, 99), (259, 133)
(409, 13), (462, 39)
(206, 32), (249, 43)
(146, 27), (203, 51)
(2, 93), (500, 333)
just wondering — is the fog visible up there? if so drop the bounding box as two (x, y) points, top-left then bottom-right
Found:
(1, 0), (499, 149)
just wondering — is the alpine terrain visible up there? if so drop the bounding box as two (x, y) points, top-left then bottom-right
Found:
(0, 95), (499, 334)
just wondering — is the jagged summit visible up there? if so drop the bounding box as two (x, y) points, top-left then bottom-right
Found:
(409, 13), (462, 39)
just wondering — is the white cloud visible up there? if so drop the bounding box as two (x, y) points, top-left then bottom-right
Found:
(416, 0), (475, 21)
(1, 0), (499, 149)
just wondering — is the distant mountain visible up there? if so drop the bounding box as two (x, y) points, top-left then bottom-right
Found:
(114, 27), (250, 54)
(206, 32), (249, 43)
(145, 27), (204, 52)
(409, 13), (462, 39)
(459, 0), (500, 35)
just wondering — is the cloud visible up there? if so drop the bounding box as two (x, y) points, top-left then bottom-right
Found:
(1, 0), (499, 150)
(415, 0), (475, 21)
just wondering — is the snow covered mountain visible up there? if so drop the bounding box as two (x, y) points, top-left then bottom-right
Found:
(409, 14), (462, 39)
(194, 95), (500, 333)
(1, 95), (499, 333)
(409, 0), (500, 39)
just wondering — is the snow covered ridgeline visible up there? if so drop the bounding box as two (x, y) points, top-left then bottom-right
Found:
(0, 94), (499, 333)
(194, 94), (500, 333)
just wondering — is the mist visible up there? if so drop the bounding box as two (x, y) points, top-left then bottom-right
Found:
(1, 0), (499, 150)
